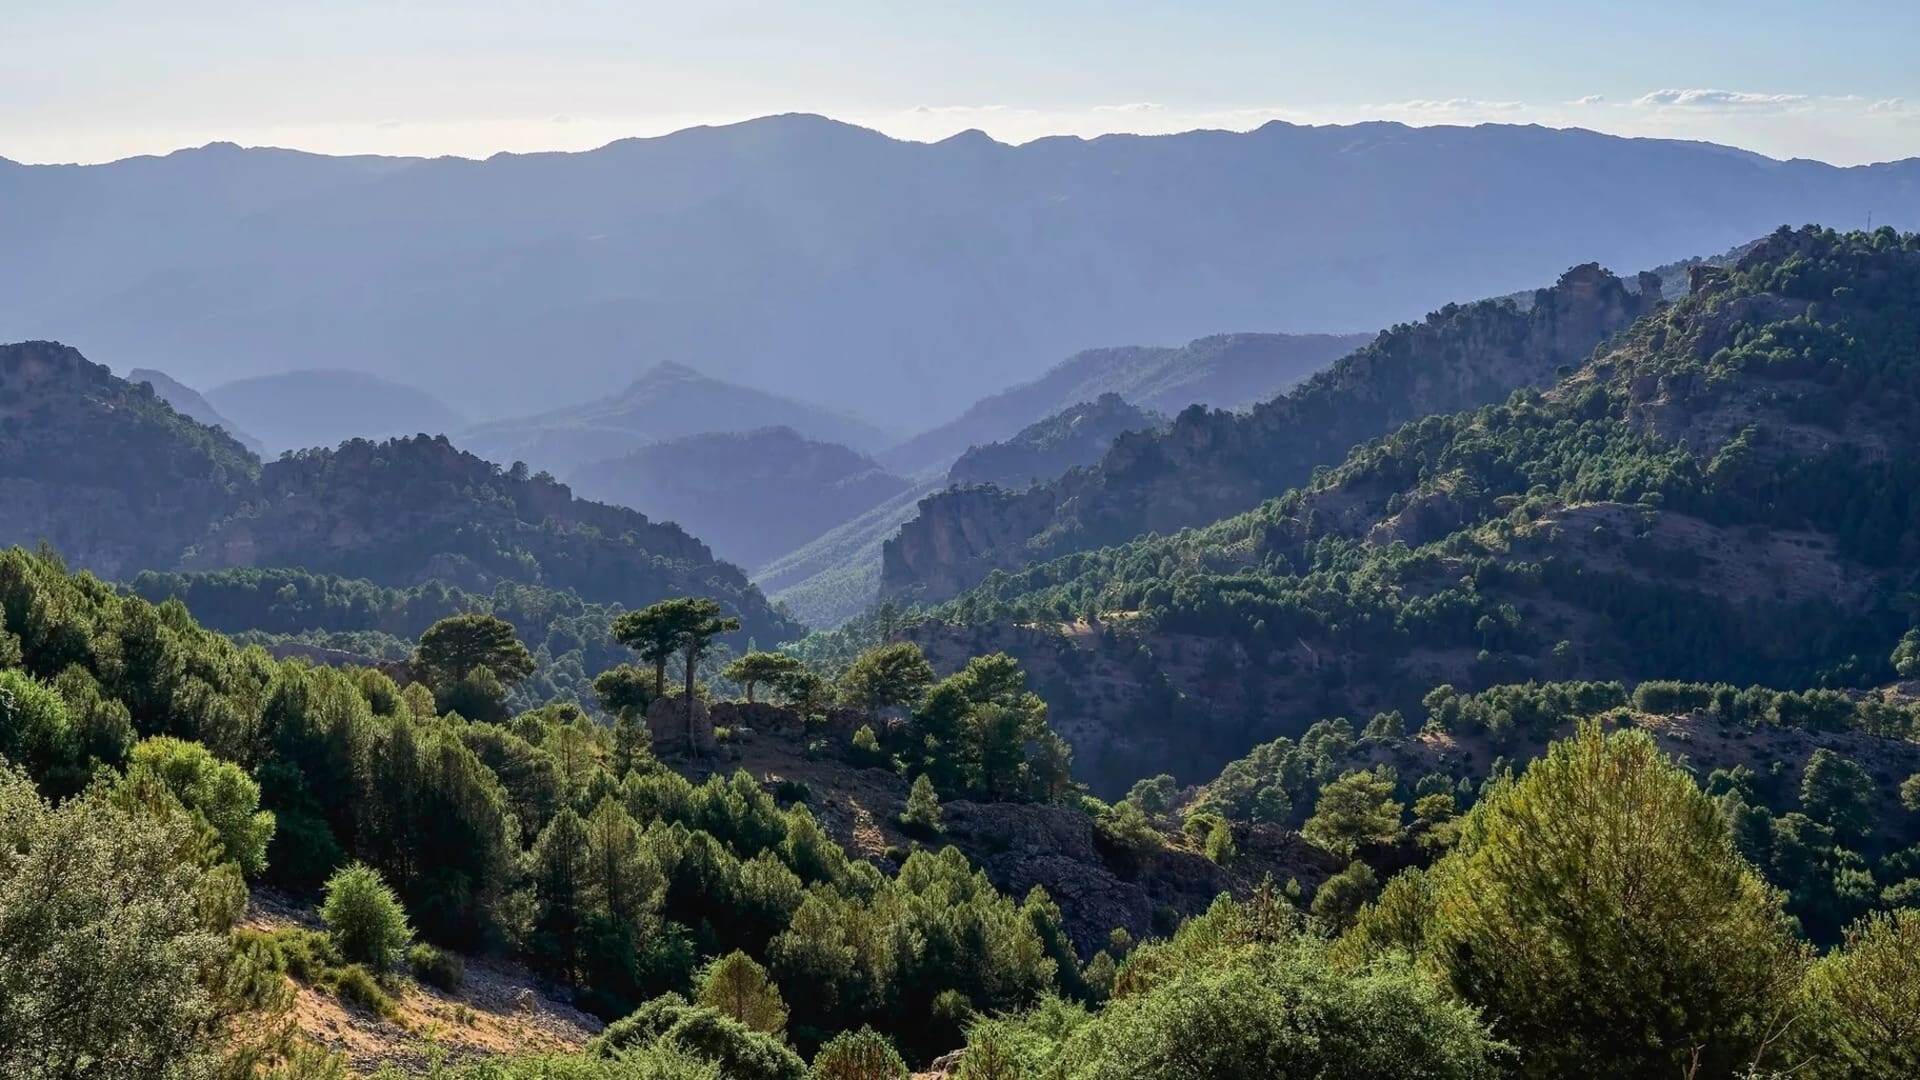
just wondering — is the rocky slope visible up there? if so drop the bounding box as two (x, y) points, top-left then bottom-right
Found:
(671, 701), (1334, 952)
(883, 263), (1663, 603)
(568, 426), (912, 569)
(886, 332), (1367, 475)
(946, 394), (1164, 491)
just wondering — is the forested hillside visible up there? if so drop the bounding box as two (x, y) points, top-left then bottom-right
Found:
(0, 341), (258, 575)
(129, 366), (265, 454)
(184, 435), (801, 645)
(945, 395), (1164, 492)
(878, 227), (1920, 791)
(883, 262), (1663, 602)
(885, 331), (1366, 475)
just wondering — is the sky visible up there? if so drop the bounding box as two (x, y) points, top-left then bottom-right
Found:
(5, 0), (1919, 166)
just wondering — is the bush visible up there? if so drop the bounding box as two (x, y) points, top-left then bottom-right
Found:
(320, 863), (413, 968)
(266, 927), (346, 983)
(408, 942), (465, 992)
(329, 963), (396, 1017)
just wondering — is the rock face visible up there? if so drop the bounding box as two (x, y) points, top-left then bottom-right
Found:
(646, 694), (716, 756)
(883, 265), (1664, 603)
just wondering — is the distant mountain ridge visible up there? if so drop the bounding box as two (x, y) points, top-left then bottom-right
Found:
(7, 115), (1918, 427)
(207, 368), (467, 454)
(885, 331), (1369, 474)
(463, 361), (894, 478)
(568, 425), (911, 569)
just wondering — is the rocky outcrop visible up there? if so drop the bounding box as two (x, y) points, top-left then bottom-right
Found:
(646, 694), (717, 757)
(939, 799), (1233, 949)
(709, 701), (806, 740)
(883, 264), (1664, 603)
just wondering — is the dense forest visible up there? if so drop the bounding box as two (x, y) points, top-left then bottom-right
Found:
(10, 540), (1920, 1078)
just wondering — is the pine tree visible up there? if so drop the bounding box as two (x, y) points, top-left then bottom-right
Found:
(901, 774), (942, 835)
(697, 950), (789, 1035)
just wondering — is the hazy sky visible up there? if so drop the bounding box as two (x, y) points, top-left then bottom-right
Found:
(7, 0), (1918, 166)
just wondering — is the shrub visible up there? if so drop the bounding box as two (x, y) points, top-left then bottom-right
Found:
(320, 863), (412, 969)
(809, 1026), (908, 1080)
(408, 942), (465, 992)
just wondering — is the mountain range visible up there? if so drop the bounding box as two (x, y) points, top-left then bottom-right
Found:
(568, 425), (912, 569)
(7, 116), (1918, 430)
(0, 341), (797, 645)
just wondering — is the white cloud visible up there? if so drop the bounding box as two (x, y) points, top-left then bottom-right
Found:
(1633, 88), (1807, 109)
(1570, 94), (1606, 106)
(1371, 98), (1525, 114)
(1870, 98), (1909, 113)
(1092, 102), (1166, 114)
